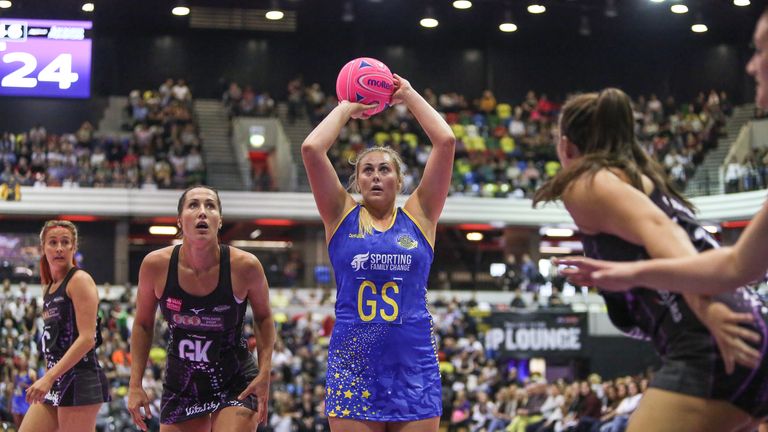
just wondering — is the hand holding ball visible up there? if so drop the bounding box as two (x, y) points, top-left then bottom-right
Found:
(336, 57), (394, 117)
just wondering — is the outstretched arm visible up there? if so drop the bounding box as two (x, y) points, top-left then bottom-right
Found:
(563, 170), (760, 373)
(558, 200), (768, 294)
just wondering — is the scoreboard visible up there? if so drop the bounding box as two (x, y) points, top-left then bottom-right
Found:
(0, 19), (92, 99)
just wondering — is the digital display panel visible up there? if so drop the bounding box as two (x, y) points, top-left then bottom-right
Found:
(0, 19), (92, 98)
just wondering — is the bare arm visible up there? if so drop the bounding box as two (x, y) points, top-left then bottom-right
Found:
(129, 252), (162, 389)
(564, 170), (760, 372)
(586, 201), (768, 294)
(301, 101), (374, 240)
(400, 76), (456, 242)
(236, 252), (275, 424)
(127, 250), (163, 431)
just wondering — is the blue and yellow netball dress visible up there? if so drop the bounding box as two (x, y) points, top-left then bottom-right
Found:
(326, 205), (442, 421)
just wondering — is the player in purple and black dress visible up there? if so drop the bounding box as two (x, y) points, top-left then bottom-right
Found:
(533, 89), (768, 431)
(302, 74), (455, 432)
(20, 220), (110, 432)
(128, 186), (275, 432)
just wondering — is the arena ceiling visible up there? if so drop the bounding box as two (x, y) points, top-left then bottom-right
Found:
(0, 0), (762, 45)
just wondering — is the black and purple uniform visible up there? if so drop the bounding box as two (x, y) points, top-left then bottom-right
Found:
(158, 244), (259, 424)
(42, 267), (110, 407)
(582, 188), (768, 418)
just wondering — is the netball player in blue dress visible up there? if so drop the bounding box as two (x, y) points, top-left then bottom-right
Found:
(20, 220), (109, 432)
(533, 88), (768, 431)
(127, 186), (275, 432)
(302, 74), (455, 432)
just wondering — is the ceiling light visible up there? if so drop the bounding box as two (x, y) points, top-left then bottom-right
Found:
(650, 0), (664, 3)
(733, 0), (750, 5)
(691, 12), (707, 33)
(499, 22), (518, 32)
(670, 4), (688, 13)
(82, 2), (94, 12)
(266, 0), (284, 20)
(149, 226), (178, 236)
(527, 3), (546, 14)
(453, 0), (472, 10)
(605, 0), (618, 18)
(499, 8), (517, 32)
(420, 6), (438, 28)
(691, 23), (707, 32)
(172, 1), (190, 16)
(0, 1), (12, 8)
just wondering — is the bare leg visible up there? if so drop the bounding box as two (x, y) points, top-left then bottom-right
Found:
(19, 403), (58, 432)
(57, 403), (102, 432)
(627, 388), (756, 432)
(160, 415), (212, 432)
(387, 416), (440, 432)
(330, 418), (386, 432)
(211, 406), (259, 432)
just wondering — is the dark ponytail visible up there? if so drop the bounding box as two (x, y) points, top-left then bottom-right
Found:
(534, 88), (694, 210)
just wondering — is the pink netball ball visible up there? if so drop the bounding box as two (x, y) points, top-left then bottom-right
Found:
(336, 57), (394, 117)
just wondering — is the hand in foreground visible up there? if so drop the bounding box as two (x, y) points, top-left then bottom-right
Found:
(391, 74), (414, 105)
(25, 375), (54, 404)
(555, 256), (638, 291)
(700, 301), (761, 374)
(127, 386), (153, 431)
(338, 100), (378, 120)
(238, 372), (270, 425)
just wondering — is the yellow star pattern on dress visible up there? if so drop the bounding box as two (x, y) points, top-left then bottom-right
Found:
(342, 409), (351, 417)
(362, 390), (371, 398)
(344, 390), (353, 399)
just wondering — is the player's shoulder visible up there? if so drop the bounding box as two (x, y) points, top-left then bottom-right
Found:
(141, 246), (175, 272)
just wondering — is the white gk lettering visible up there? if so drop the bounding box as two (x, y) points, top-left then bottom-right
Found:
(178, 339), (212, 362)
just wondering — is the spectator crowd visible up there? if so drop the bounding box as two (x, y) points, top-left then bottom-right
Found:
(0, 79), (206, 191)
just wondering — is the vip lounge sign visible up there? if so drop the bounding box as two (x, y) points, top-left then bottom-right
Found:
(484, 312), (587, 357)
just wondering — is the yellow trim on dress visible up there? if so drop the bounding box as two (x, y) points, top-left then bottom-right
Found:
(329, 204), (359, 242)
(401, 207), (435, 250)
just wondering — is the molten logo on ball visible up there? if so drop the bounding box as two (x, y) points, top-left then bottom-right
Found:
(336, 57), (395, 117)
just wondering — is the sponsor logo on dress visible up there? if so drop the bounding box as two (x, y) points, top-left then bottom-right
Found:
(213, 305), (231, 312)
(185, 401), (220, 416)
(44, 390), (60, 405)
(348, 233), (365, 239)
(396, 234), (418, 250)
(351, 252), (370, 271)
(190, 307), (205, 315)
(166, 297), (182, 312)
(173, 313), (202, 326)
(351, 252), (413, 271)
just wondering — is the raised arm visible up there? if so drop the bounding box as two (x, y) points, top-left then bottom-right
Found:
(399, 75), (456, 241)
(26, 270), (99, 404)
(301, 101), (375, 240)
(236, 252), (275, 425)
(127, 250), (162, 431)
